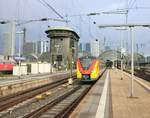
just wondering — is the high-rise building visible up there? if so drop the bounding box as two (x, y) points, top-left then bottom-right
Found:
(78, 42), (91, 57)
(79, 43), (83, 52)
(0, 35), (3, 54)
(85, 43), (91, 53)
(91, 39), (101, 57)
(0, 55), (4, 60)
(146, 56), (150, 63)
(105, 46), (111, 51)
(23, 42), (36, 55)
(37, 40), (49, 54)
(3, 32), (15, 56)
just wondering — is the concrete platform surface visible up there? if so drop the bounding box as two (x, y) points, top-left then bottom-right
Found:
(0, 70), (72, 86)
(69, 68), (150, 118)
(0, 71), (75, 97)
(110, 69), (150, 118)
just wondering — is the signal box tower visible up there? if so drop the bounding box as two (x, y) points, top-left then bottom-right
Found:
(45, 26), (79, 70)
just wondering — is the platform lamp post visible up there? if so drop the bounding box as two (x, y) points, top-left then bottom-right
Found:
(16, 30), (24, 78)
(116, 28), (127, 80)
(68, 46), (76, 85)
(68, 47), (73, 85)
(97, 23), (150, 97)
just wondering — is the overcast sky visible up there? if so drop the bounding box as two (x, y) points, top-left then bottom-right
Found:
(0, 0), (150, 56)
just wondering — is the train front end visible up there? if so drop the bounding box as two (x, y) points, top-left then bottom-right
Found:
(76, 56), (100, 82)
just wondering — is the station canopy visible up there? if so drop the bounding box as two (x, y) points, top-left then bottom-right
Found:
(98, 50), (145, 63)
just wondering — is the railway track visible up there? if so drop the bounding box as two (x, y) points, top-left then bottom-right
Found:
(0, 69), (106, 118)
(124, 68), (150, 82)
(24, 85), (91, 118)
(0, 77), (75, 112)
(0, 84), (92, 118)
(134, 68), (150, 82)
(0, 83), (82, 118)
(23, 70), (106, 118)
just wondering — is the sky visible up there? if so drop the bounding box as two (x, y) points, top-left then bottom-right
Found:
(0, 0), (150, 56)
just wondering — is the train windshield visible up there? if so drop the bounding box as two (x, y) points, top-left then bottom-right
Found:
(80, 57), (96, 70)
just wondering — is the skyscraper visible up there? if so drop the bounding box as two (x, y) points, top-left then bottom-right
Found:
(3, 32), (15, 56)
(85, 43), (91, 53)
(23, 42), (36, 55)
(79, 43), (83, 52)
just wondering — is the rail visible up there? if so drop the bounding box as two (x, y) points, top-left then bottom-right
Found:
(0, 76), (75, 111)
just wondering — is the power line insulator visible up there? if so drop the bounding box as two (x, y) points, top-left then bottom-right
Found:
(41, 18), (48, 21)
(93, 21), (96, 24)
(0, 21), (7, 24)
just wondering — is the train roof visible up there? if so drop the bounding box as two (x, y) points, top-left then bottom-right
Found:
(79, 56), (97, 59)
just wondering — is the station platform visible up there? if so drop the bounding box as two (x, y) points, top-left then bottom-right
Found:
(0, 70), (71, 86)
(69, 68), (150, 118)
(110, 69), (150, 118)
(0, 71), (75, 97)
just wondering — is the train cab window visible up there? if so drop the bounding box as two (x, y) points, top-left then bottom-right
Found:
(80, 56), (96, 70)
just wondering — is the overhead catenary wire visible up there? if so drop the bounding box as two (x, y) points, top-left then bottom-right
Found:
(128, 0), (137, 11)
(131, 0), (137, 8)
(128, 0), (135, 7)
(16, 17), (68, 26)
(128, 0), (150, 10)
(128, 0), (133, 6)
(36, 0), (64, 19)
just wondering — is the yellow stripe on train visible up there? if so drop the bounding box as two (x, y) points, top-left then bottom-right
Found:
(77, 63), (82, 78)
(90, 61), (100, 79)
